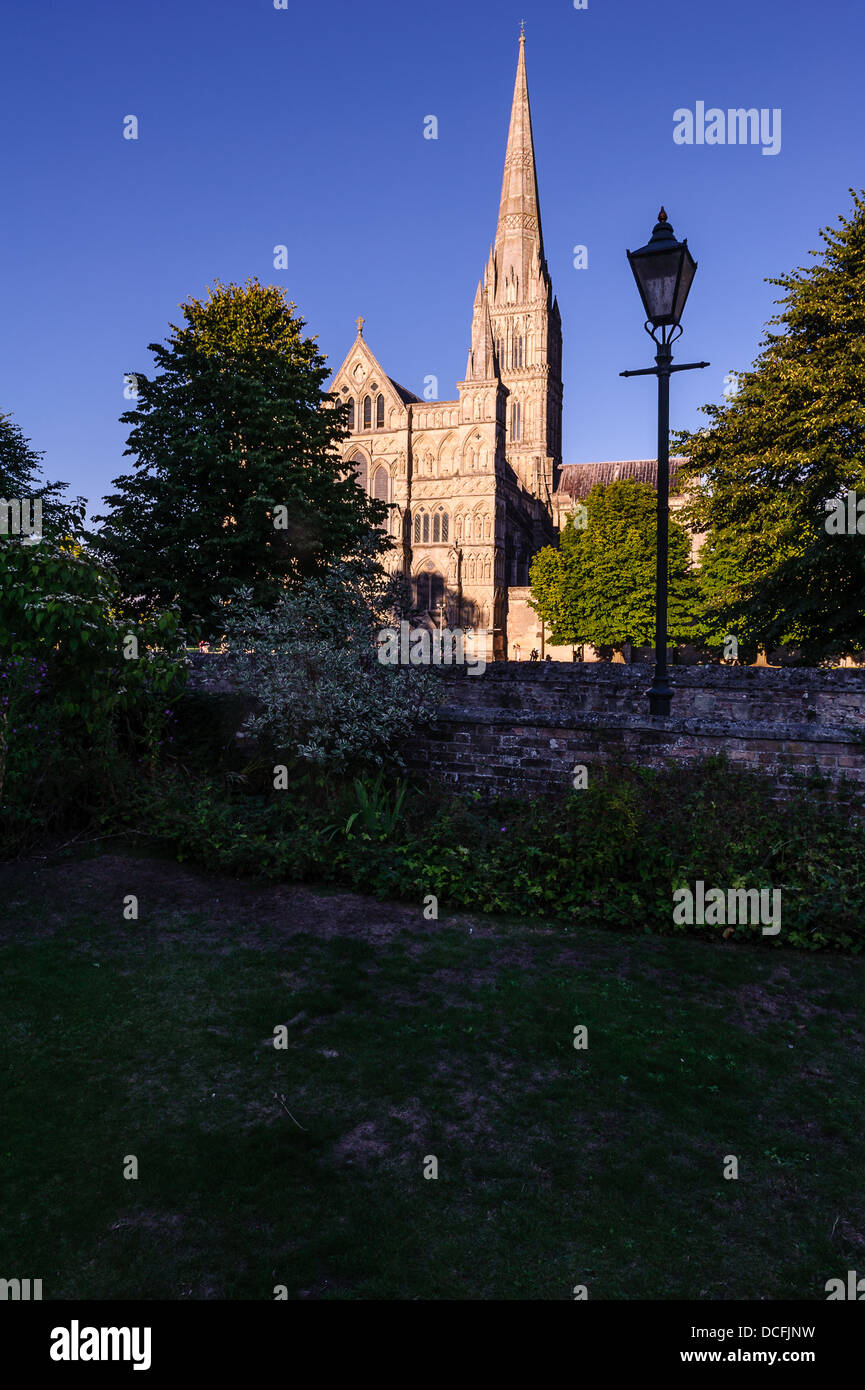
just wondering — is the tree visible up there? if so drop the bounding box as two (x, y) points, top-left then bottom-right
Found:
(0, 411), (86, 540)
(94, 280), (389, 638)
(529, 480), (701, 654)
(675, 189), (865, 661)
(0, 535), (185, 831)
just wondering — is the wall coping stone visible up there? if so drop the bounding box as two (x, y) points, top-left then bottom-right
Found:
(428, 705), (861, 746)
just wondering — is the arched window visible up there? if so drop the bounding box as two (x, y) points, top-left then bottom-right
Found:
(351, 456), (367, 491)
(413, 512), (422, 544)
(422, 513), (430, 543)
(433, 512), (441, 543)
(347, 398), (355, 431)
(513, 337), (523, 369)
(363, 396), (372, 429)
(373, 466), (389, 504)
(376, 394), (384, 428)
(414, 569), (445, 613)
(441, 512), (449, 543)
(511, 402), (521, 441)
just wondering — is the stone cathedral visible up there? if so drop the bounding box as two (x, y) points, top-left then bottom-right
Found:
(327, 30), (566, 661)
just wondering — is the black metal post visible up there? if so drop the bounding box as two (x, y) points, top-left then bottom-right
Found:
(621, 345), (709, 715)
(649, 339), (673, 715)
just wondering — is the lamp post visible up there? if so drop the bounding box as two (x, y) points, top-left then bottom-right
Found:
(621, 208), (709, 716)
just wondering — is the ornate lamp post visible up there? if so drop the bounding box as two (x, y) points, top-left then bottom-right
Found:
(621, 208), (709, 715)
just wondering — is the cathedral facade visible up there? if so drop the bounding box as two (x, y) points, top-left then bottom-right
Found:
(328, 32), (561, 660)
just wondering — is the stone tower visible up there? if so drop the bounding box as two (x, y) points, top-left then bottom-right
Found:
(473, 27), (563, 534)
(327, 31), (561, 659)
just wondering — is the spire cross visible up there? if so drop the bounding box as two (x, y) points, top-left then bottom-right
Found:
(520, 19), (525, 39)
(355, 315), (365, 336)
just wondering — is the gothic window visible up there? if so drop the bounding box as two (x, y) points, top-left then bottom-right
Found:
(441, 511), (449, 543)
(363, 395), (372, 429)
(373, 466), (389, 504)
(351, 456), (367, 491)
(511, 402), (521, 441)
(376, 394), (384, 428)
(513, 337), (523, 369)
(422, 513), (430, 543)
(414, 569), (444, 612)
(347, 398), (355, 431)
(413, 511), (422, 544)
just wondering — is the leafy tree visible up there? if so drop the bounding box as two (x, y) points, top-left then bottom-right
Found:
(529, 480), (701, 654)
(0, 411), (86, 540)
(94, 280), (389, 638)
(675, 189), (865, 660)
(0, 535), (186, 830)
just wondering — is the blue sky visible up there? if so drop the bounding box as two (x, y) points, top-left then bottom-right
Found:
(1, 0), (863, 521)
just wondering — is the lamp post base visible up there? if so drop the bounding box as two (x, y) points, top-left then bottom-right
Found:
(647, 674), (673, 717)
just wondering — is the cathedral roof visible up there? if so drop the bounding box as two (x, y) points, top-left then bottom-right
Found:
(555, 458), (688, 499)
(388, 377), (421, 405)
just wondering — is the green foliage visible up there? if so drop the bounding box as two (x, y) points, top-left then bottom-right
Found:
(529, 480), (702, 651)
(0, 410), (86, 541)
(93, 279), (390, 639)
(676, 189), (865, 660)
(0, 536), (187, 852)
(129, 755), (865, 954)
(341, 774), (408, 839)
(220, 566), (441, 774)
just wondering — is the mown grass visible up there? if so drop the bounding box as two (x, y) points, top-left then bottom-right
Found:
(2, 856), (864, 1300)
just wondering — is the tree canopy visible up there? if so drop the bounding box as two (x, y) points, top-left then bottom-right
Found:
(676, 188), (865, 660)
(0, 411), (85, 541)
(94, 280), (389, 638)
(529, 480), (701, 653)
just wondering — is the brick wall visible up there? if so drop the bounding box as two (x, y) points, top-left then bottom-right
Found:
(185, 654), (865, 800)
(404, 663), (865, 799)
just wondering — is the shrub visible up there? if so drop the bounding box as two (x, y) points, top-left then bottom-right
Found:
(219, 568), (440, 774)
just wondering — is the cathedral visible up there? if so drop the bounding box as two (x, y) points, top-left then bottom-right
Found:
(327, 31), (678, 660)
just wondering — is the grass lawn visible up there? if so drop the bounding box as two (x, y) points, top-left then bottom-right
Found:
(2, 851), (864, 1301)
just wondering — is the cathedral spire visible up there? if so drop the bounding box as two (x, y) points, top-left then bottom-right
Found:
(494, 30), (545, 285)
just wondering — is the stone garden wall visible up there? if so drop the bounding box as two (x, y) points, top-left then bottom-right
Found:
(185, 654), (865, 801)
(402, 663), (865, 801)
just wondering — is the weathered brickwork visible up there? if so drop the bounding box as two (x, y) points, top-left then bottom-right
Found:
(185, 654), (865, 800)
(404, 664), (865, 800)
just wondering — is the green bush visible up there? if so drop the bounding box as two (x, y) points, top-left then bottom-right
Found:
(124, 757), (865, 953)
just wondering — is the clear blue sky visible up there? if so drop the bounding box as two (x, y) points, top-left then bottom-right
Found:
(1, 0), (863, 521)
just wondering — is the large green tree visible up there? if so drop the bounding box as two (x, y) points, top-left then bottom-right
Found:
(676, 189), (865, 660)
(0, 411), (85, 540)
(94, 280), (388, 637)
(529, 480), (701, 654)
